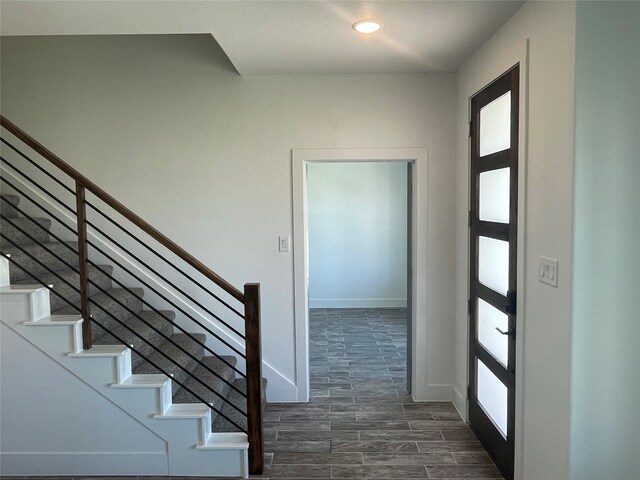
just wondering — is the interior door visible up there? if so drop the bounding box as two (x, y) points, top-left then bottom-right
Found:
(468, 65), (519, 480)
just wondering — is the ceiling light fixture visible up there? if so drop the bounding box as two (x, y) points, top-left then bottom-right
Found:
(352, 19), (382, 34)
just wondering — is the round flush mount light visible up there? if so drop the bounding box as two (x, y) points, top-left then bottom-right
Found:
(352, 19), (382, 34)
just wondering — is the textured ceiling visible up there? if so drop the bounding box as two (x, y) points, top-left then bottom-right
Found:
(1, 1), (524, 74)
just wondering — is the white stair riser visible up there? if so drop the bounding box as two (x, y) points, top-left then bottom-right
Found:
(167, 446), (248, 478)
(117, 349), (132, 383)
(156, 416), (212, 452)
(69, 355), (126, 386)
(0, 288), (50, 322)
(109, 387), (165, 417)
(1, 286), (248, 477)
(13, 322), (80, 358)
(160, 381), (173, 413)
(0, 256), (9, 287)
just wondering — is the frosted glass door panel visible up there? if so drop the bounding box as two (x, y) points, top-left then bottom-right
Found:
(480, 91), (511, 157)
(477, 299), (508, 366)
(479, 168), (510, 223)
(478, 236), (509, 295)
(477, 359), (508, 438)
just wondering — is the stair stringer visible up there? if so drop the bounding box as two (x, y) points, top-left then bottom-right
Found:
(1, 163), (297, 401)
(0, 265), (249, 477)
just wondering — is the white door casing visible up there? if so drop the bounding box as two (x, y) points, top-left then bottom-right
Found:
(292, 148), (429, 402)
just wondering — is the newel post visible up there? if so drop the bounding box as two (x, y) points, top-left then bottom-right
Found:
(244, 283), (263, 475)
(75, 181), (92, 350)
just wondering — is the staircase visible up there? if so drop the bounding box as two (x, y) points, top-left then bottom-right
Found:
(0, 116), (264, 477)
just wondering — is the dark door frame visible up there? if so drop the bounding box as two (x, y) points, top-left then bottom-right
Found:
(468, 64), (520, 480)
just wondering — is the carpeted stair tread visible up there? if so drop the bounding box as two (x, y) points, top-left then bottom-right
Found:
(94, 309), (176, 368)
(3, 241), (79, 283)
(134, 333), (206, 387)
(0, 193), (20, 218)
(14, 264), (113, 312)
(172, 355), (238, 408)
(1, 217), (51, 247)
(53, 287), (144, 340)
(0, 193), (20, 205)
(212, 377), (268, 433)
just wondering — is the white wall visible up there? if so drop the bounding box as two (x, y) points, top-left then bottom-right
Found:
(0, 325), (167, 474)
(307, 162), (407, 308)
(0, 35), (457, 401)
(455, 3), (576, 479)
(570, 3), (640, 479)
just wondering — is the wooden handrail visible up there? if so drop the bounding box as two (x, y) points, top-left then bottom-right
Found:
(2, 114), (263, 473)
(0, 115), (244, 302)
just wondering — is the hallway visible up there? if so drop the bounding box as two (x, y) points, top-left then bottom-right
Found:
(257, 308), (503, 479)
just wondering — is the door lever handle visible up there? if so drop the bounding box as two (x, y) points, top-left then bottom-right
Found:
(495, 327), (515, 336)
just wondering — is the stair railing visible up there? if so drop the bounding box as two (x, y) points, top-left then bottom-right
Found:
(0, 115), (263, 474)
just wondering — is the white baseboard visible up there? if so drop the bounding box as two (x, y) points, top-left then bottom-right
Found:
(411, 384), (454, 402)
(308, 298), (407, 308)
(0, 452), (167, 475)
(261, 362), (297, 401)
(452, 385), (468, 421)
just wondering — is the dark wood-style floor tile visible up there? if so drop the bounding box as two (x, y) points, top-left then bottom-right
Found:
(264, 421), (331, 431)
(452, 451), (495, 464)
(359, 430), (444, 441)
(362, 452), (456, 465)
(416, 441), (486, 453)
(256, 464), (332, 478)
(330, 404), (404, 413)
(440, 429), (480, 442)
(402, 402), (459, 412)
(331, 421), (410, 431)
(310, 388), (330, 396)
(304, 395), (354, 404)
(354, 395), (414, 403)
(409, 420), (470, 430)
(280, 411), (356, 421)
(276, 430), (360, 441)
(432, 411), (465, 421)
(330, 387), (403, 396)
(356, 412), (434, 421)
(265, 440), (331, 452)
(331, 440), (419, 452)
(272, 452), (363, 465)
(332, 464), (428, 479)
(426, 464), (502, 478)
(265, 404), (330, 413)
(264, 411), (282, 421)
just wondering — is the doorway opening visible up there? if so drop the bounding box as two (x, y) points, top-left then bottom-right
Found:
(292, 148), (428, 402)
(306, 161), (411, 397)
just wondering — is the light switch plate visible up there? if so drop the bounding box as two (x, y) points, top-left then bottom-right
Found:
(279, 236), (290, 252)
(538, 256), (558, 287)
